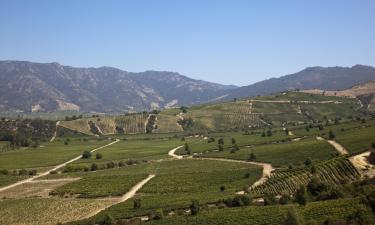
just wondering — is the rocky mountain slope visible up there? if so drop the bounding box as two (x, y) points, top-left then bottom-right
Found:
(225, 65), (375, 100)
(1, 61), (375, 113)
(0, 61), (235, 112)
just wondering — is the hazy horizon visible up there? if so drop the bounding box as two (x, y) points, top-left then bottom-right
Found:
(1, 0), (374, 86)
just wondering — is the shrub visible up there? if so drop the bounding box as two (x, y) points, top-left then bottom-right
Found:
(328, 130), (335, 139)
(190, 200), (200, 215)
(82, 151), (92, 159)
(295, 185), (308, 206)
(91, 163), (98, 171)
(220, 185), (226, 192)
(133, 198), (141, 209)
(284, 208), (305, 225)
(96, 153), (103, 159)
(102, 214), (115, 225)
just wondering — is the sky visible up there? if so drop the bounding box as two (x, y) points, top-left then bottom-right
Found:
(0, 0), (375, 86)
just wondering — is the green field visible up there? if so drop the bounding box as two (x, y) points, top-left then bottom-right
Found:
(202, 138), (336, 167)
(51, 174), (148, 198)
(0, 138), (109, 170)
(72, 138), (183, 165)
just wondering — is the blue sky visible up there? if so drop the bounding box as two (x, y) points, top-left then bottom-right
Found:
(0, 0), (374, 86)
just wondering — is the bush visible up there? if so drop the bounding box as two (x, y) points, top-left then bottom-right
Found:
(82, 151), (92, 159)
(102, 214), (115, 225)
(284, 208), (305, 225)
(218, 144), (224, 151)
(295, 185), (308, 206)
(190, 200), (200, 215)
(279, 193), (290, 205)
(328, 130), (335, 139)
(218, 138), (224, 145)
(133, 198), (141, 209)
(220, 185), (226, 192)
(91, 163), (98, 171)
(96, 153), (102, 159)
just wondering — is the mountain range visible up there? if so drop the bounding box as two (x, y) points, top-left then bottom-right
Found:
(1, 60), (375, 113)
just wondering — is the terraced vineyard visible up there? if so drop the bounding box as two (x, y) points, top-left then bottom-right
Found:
(251, 157), (360, 195)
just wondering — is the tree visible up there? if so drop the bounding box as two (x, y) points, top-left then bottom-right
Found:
(249, 151), (256, 160)
(82, 151), (92, 159)
(91, 163), (98, 171)
(279, 193), (290, 205)
(102, 214), (115, 225)
(96, 153), (103, 159)
(190, 199), (200, 215)
(264, 193), (277, 205)
(218, 138), (224, 145)
(267, 129), (272, 137)
(218, 144), (224, 151)
(220, 185), (226, 192)
(304, 158), (312, 166)
(231, 137), (236, 144)
(284, 208), (305, 225)
(328, 130), (335, 139)
(184, 143), (190, 152)
(133, 198), (141, 209)
(295, 185), (308, 206)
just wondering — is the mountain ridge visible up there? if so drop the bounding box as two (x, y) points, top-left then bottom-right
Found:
(1, 60), (375, 113)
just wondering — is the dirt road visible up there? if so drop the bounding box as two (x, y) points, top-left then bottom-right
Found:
(316, 136), (348, 155)
(350, 151), (375, 178)
(84, 174), (156, 219)
(168, 145), (184, 159)
(49, 121), (60, 142)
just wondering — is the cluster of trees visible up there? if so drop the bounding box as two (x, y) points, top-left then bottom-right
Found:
(63, 159), (141, 173)
(0, 118), (55, 149)
(0, 168), (37, 176)
(64, 115), (83, 121)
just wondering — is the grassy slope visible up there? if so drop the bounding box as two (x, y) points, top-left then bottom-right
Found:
(0, 138), (109, 170)
(203, 138), (336, 167)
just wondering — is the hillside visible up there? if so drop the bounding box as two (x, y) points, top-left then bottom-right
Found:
(225, 65), (375, 100)
(302, 80), (375, 111)
(0, 61), (235, 113)
(58, 92), (365, 135)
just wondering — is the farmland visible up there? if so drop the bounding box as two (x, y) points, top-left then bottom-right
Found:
(0, 92), (375, 225)
(0, 138), (109, 171)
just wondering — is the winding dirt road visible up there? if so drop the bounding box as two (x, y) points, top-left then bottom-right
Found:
(0, 139), (120, 193)
(316, 136), (348, 155)
(168, 145), (184, 159)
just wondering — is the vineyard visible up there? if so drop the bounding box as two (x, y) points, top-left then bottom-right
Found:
(59, 114), (149, 135)
(251, 157), (360, 195)
(51, 174), (148, 198)
(153, 114), (183, 133)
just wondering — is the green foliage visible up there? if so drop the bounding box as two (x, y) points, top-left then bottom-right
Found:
(190, 200), (200, 215)
(82, 151), (92, 159)
(295, 185), (308, 206)
(284, 207), (305, 225)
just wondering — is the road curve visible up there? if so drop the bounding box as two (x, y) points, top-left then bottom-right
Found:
(168, 145), (184, 159)
(316, 136), (348, 155)
(197, 157), (274, 188)
(0, 139), (120, 193)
